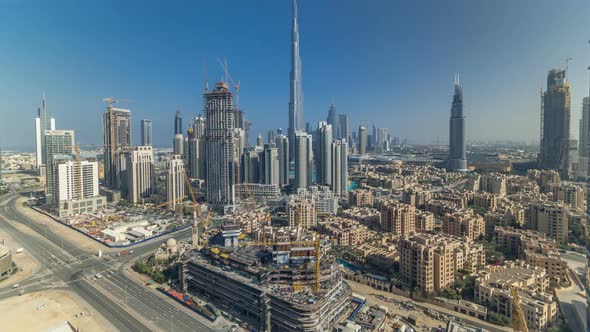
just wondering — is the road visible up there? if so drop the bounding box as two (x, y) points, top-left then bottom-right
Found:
(0, 191), (217, 332)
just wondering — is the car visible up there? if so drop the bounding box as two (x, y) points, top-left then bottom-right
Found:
(12, 284), (20, 288)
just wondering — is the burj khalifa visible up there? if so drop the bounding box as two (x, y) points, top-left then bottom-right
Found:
(288, 0), (304, 160)
(447, 74), (468, 171)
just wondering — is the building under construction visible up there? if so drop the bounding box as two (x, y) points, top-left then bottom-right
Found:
(180, 239), (351, 331)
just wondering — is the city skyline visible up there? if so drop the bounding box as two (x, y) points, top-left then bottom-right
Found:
(1, 0), (590, 150)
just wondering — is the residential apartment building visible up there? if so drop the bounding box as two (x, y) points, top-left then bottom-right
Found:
(399, 233), (483, 293)
(442, 210), (485, 241)
(494, 226), (567, 281)
(53, 157), (106, 217)
(126, 146), (154, 204)
(349, 189), (373, 207)
(474, 261), (558, 331)
(166, 155), (185, 211)
(526, 201), (568, 243)
(287, 195), (317, 229)
(318, 217), (370, 246)
(379, 200), (416, 236)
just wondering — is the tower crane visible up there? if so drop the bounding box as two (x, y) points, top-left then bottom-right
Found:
(217, 57), (241, 113)
(182, 169), (208, 249)
(510, 287), (529, 332)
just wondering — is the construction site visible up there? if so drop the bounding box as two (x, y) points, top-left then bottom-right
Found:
(179, 225), (351, 332)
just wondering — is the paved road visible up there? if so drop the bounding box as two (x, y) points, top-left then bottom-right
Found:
(0, 191), (216, 332)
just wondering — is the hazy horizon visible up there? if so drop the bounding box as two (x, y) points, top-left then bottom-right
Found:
(1, 0), (589, 150)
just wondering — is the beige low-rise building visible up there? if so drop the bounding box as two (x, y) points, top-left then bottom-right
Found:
(442, 210), (485, 241)
(401, 188), (432, 208)
(415, 210), (435, 232)
(474, 261), (558, 331)
(341, 207), (381, 230)
(469, 191), (498, 212)
(550, 183), (586, 211)
(494, 226), (567, 282)
(480, 173), (507, 196)
(399, 233), (484, 293)
(348, 189), (373, 207)
(318, 217), (370, 246)
(424, 199), (459, 217)
(228, 208), (267, 234)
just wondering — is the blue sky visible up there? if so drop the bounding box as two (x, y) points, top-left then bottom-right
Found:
(1, 0), (589, 150)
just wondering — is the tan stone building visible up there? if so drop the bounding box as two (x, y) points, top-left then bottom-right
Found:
(474, 261), (558, 331)
(341, 207), (381, 229)
(287, 196), (317, 229)
(415, 210), (435, 232)
(379, 200), (415, 236)
(526, 201), (568, 243)
(401, 188), (432, 208)
(550, 183), (586, 210)
(442, 210), (485, 241)
(494, 226), (567, 282)
(318, 217), (370, 246)
(399, 233), (484, 293)
(348, 189), (373, 207)
(480, 173), (507, 196)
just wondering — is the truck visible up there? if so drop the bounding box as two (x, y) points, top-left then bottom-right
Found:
(117, 250), (129, 257)
(15, 248), (24, 254)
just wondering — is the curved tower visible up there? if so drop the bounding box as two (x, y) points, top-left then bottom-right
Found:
(448, 74), (467, 171)
(288, 0), (304, 160)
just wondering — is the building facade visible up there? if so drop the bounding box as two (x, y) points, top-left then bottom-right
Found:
(358, 126), (367, 155)
(540, 68), (571, 179)
(44, 130), (75, 202)
(288, 195), (317, 229)
(379, 200), (416, 236)
(140, 119), (152, 146)
(205, 82), (236, 211)
(276, 134), (290, 186)
(447, 74), (467, 171)
(294, 131), (313, 190)
(53, 157), (106, 216)
(126, 146), (154, 204)
(103, 106), (131, 188)
(166, 155), (185, 211)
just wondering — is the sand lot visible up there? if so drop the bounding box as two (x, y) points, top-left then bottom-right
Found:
(0, 290), (115, 332)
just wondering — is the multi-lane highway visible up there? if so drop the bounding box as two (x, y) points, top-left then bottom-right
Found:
(0, 191), (218, 332)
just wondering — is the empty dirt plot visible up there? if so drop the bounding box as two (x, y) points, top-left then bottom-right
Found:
(0, 290), (115, 332)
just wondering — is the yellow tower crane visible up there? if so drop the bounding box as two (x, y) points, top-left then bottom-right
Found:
(510, 287), (529, 332)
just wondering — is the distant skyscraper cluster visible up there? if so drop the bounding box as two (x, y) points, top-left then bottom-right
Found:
(33, 0), (357, 214)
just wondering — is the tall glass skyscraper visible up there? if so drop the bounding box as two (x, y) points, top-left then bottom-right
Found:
(447, 74), (467, 172)
(540, 68), (571, 179)
(205, 82), (235, 212)
(140, 119), (152, 146)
